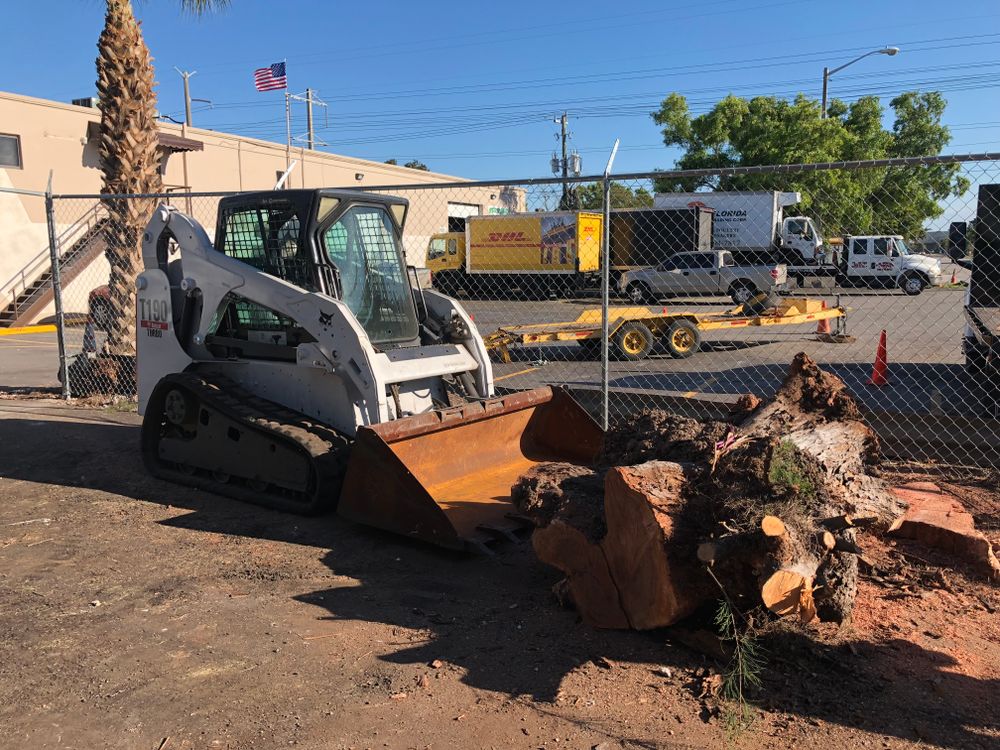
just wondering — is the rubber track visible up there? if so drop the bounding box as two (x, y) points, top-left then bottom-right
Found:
(142, 371), (350, 514)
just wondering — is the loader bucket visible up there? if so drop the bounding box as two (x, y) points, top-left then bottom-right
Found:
(338, 387), (603, 551)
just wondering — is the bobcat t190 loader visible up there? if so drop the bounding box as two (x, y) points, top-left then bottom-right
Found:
(136, 189), (602, 551)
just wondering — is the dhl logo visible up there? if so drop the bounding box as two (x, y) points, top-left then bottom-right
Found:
(487, 231), (528, 242)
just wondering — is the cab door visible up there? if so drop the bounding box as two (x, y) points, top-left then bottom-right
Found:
(845, 237), (876, 286)
(872, 237), (900, 279)
(649, 254), (691, 296)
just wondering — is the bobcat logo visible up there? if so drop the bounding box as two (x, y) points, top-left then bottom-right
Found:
(319, 310), (333, 326)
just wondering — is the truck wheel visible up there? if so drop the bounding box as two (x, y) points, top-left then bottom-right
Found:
(729, 283), (756, 305)
(664, 320), (701, 359)
(901, 273), (925, 296)
(613, 322), (655, 361)
(626, 282), (654, 305)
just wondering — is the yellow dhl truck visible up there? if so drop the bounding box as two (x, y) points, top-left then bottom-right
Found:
(426, 211), (602, 298)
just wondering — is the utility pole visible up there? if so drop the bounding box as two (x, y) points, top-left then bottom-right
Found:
(821, 67), (829, 120)
(306, 88), (315, 150)
(551, 112), (581, 209)
(286, 90), (328, 153)
(557, 112), (568, 204)
(175, 68), (196, 126)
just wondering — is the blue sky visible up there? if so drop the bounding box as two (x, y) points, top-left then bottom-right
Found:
(3, 0), (1000, 179)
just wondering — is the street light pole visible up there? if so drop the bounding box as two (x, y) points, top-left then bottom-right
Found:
(821, 46), (899, 118)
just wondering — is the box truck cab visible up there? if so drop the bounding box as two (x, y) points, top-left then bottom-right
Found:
(427, 232), (464, 274)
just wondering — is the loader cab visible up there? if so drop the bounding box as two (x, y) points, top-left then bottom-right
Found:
(215, 189), (420, 349)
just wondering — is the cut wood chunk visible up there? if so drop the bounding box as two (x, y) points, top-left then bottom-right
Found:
(818, 531), (836, 551)
(532, 520), (630, 629)
(798, 583), (818, 624)
(820, 514), (880, 532)
(889, 482), (1000, 580)
(761, 515), (787, 537)
(600, 462), (706, 629)
(834, 537), (864, 556)
(761, 568), (813, 618)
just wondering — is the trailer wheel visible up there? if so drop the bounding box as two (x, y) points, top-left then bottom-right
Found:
(664, 320), (701, 359)
(613, 322), (655, 361)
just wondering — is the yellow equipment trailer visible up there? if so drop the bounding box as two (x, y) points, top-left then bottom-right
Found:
(484, 297), (847, 362)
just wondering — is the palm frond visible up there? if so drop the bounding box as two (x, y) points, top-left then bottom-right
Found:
(179, 0), (231, 15)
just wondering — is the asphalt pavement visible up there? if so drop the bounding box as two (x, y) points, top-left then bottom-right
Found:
(0, 272), (984, 422)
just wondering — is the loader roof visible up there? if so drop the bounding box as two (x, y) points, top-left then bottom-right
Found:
(218, 188), (408, 213)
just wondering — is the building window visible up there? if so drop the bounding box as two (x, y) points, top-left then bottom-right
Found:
(0, 134), (22, 169)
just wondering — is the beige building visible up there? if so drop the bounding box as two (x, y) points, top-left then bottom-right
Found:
(0, 90), (521, 326)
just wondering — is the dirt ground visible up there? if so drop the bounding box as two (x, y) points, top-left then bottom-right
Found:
(0, 398), (997, 750)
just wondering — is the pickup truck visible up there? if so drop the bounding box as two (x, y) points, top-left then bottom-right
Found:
(619, 250), (788, 305)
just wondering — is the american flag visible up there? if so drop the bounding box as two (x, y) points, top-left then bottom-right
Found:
(254, 62), (287, 92)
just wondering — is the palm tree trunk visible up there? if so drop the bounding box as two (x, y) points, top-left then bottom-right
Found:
(96, 0), (163, 358)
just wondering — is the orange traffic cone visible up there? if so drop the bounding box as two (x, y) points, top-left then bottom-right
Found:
(82, 317), (97, 354)
(816, 300), (832, 335)
(867, 329), (889, 386)
(950, 269), (957, 285)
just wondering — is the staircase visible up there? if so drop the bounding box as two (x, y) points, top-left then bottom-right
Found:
(0, 205), (108, 328)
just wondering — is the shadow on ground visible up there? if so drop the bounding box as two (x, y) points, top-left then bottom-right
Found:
(493, 339), (778, 365)
(1, 409), (997, 749)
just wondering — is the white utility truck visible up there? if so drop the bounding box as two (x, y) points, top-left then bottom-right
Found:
(653, 191), (942, 294)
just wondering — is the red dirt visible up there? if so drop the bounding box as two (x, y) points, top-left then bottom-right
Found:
(0, 399), (997, 750)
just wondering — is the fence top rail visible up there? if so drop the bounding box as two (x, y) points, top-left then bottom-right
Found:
(0, 185), (48, 197)
(43, 151), (1000, 201)
(50, 190), (239, 200)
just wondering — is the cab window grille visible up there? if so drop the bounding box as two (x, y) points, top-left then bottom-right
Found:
(220, 204), (316, 292)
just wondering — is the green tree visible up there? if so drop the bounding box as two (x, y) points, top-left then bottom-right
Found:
(385, 159), (430, 171)
(578, 182), (654, 210)
(650, 91), (969, 239)
(96, 0), (227, 361)
(558, 186), (581, 210)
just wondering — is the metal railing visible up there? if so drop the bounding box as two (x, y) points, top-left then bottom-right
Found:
(1, 201), (106, 315)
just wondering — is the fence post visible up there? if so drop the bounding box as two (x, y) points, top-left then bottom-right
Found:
(600, 175), (612, 430)
(600, 140), (620, 431)
(44, 176), (70, 400)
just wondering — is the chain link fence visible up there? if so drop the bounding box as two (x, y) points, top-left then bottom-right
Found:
(1, 154), (997, 471)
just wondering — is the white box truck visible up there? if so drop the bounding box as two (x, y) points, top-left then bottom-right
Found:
(653, 191), (825, 265)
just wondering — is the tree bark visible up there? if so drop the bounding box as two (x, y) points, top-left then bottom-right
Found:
(96, 0), (163, 359)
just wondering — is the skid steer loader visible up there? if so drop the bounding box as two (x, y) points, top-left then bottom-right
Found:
(136, 189), (602, 550)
